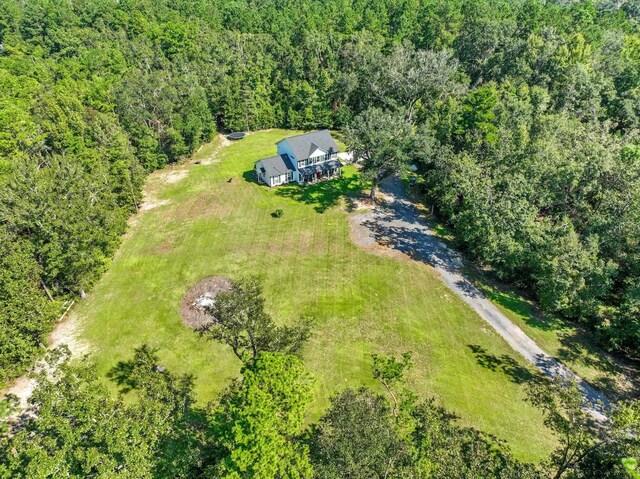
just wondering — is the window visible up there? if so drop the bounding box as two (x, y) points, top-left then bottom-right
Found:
(287, 172), (293, 181)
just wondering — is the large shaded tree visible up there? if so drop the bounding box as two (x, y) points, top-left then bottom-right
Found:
(211, 352), (314, 479)
(345, 107), (413, 198)
(0, 345), (209, 479)
(199, 276), (311, 364)
(0, 226), (57, 383)
(309, 388), (412, 479)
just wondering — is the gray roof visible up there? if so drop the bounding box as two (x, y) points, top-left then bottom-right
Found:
(255, 154), (295, 178)
(277, 130), (339, 161)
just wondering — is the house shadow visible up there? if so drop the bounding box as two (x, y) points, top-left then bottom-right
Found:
(274, 175), (362, 213)
(242, 170), (259, 185)
(467, 344), (540, 385)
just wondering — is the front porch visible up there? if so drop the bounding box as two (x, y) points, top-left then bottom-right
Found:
(301, 168), (341, 184)
(298, 159), (344, 185)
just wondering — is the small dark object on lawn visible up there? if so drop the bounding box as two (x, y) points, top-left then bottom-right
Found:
(195, 160), (201, 165)
(272, 209), (284, 218)
(227, 132), (246, 140)
(227, 178), (233, 183)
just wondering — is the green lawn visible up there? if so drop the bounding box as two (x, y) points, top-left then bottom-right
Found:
(474, 279), (639, 400)
(401, 175), (638, 401)
(76, 129), (556, 462)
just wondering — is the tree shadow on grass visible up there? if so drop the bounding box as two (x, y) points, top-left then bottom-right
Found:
(274, 175), (362, 213)
(106, 345), (197, 396)
(106, 346), (210, 476)
(467, 344), (540, 385)
(107, 357), (138, 393)
(477, 284), (565, 332)
(474, 278), (640, 399)
(556, 328), (640, 399)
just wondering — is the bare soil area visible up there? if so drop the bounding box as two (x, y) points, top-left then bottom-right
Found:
(2, 312), (90, 415)
(180, 276), (233, 329)
(200, 135), (231, 165)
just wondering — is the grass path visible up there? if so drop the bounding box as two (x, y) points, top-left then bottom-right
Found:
(76, 130), (556, 461)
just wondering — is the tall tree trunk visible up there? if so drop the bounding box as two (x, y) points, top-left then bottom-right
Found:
(370, 181), (377, 199)
(381, 379), (399, 420)
(41, 279), (54, 302)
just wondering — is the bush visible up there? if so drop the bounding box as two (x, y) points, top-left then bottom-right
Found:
(272, 209), (284, 218)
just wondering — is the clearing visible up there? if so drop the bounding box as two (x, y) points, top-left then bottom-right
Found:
(76, 130), (566, 461)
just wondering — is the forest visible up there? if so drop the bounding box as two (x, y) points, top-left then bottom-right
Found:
(1, 0), (640, 476)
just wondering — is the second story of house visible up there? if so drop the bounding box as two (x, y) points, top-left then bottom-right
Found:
(276, 130), (339, 172)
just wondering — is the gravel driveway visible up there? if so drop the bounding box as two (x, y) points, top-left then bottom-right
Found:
(351, 176), (610, 421)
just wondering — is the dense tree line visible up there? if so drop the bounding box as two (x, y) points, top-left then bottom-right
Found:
(338, 3), (640, 357)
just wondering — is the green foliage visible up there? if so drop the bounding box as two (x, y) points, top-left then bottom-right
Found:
(371, 352), (413, 419)
(1, 0), (639, 390)
(524, 378), (640, 478)
(310, 358), (538, 478)
(76, 132), (559, 461)
(624, 458), (640, 479)
(309, 388), (413, 479)
(211, 352), (314, 478)
(410, 398), (539, 478)
(0, 347), (155, 479)
(526, 378), (595, 478)
(0, 226), (57, 383)
(272, 208), (284, 218)
(199, 276), (311, 363)
(345, 107), (413, 197)
(0, 346), (207, 479)
(1, 5), (640, 475)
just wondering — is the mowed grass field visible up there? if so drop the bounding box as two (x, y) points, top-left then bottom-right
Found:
(76, 129), (555, 461)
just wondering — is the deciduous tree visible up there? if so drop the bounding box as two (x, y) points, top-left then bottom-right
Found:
(199, 276), (311, 364)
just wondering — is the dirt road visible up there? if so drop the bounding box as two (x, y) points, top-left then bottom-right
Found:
(350, 176), (610, 421)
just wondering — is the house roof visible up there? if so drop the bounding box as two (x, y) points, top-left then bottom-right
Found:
(255, 154), (295, 178)
(277, 130), (339, 160)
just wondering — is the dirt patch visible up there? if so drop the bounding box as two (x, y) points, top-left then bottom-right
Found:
(169, 192), (233, 221)
(348, 211), (415, 263)
(200, 135), (231, 165)
(164, 169), (188, 184)
(2, 312), (90, 415)
(139, 197), (171, 212)
(136, 165), (188, 214)
(48, 313), (90, 357)
(180, 276), (233, 329)
(344, 196), (376, 213)
(153, 238), (175, 255)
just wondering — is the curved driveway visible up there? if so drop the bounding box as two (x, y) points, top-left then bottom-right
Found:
(354, 176), (610, 421)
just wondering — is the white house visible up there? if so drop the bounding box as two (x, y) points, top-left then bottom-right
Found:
(254, 130), (343, 187)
